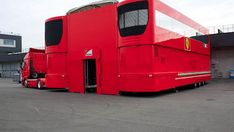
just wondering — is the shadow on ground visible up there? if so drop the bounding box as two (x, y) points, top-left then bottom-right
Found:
(119, 83), (209, 98)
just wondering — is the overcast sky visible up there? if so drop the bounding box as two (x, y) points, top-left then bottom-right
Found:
(0, 0), (234, 49)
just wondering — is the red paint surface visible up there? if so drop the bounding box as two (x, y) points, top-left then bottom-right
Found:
(66, 4), (119, 94)
(42, 0), (210, 94)
(45, 16), (68, 89)
(117, 0), (210, 92)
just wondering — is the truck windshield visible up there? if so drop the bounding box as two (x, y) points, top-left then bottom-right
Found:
(45, 19), (63, 46)
(118, 1), (148, 37)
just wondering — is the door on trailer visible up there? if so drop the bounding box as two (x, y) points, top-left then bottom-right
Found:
(84, 59), (97, 93)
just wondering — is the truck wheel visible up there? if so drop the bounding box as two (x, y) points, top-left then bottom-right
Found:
(37, 80), (42, 89)
(202, 81), (205, 86)
(32, 73), (38, 79)
(198, 82), (202, 87)
(24, 80), (28, 88)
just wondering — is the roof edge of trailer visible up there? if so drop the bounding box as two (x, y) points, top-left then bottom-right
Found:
(67, 0), (118, 15)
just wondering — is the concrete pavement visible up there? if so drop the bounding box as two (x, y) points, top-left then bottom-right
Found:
(0, 79), (233, 132)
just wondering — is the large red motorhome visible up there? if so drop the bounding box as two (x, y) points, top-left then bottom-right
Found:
(21, 48), (46, 88)
(117, 0), (210, 92)
(42, 0), (210, 94)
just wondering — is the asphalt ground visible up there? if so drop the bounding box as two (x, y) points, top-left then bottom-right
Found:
(0, 78), (234, 132)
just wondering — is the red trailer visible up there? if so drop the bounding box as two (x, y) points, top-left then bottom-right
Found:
(66, 0), (119, 94)
(21, 48), (46, 88)
(45, 16), (68, 89)
(43, 0), (210, 94)
(117, 0), (210, 92)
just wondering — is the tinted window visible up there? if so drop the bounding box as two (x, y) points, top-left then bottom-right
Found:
(45, 19), (63, 46)
(118, 1), (148, 37)
(0, 39), (16, 47)
(155, 10), (209, 44)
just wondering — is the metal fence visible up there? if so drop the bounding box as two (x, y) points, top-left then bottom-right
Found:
(0, 30), (20, 36)
(208, 24), (234, 34)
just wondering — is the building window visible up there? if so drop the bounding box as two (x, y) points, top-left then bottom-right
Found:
(0, 39), (16, 48)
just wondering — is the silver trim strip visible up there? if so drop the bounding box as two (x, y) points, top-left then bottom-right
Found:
(178, 71), (211, 77)
(175, 74), (210, 80)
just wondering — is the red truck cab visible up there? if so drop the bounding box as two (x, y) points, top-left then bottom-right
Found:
(21, 48), (46, 88)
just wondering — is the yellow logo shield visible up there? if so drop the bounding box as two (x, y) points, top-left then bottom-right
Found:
(185, 37), (191, 51)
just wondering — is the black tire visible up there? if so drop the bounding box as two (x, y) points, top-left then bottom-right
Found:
(188, 84), (195, 89)
(24, 80), (28, 88)
(201, 81), (205, 86)
(32, 73), (38, 79)
(37, 80), (42, 89)
(199, 82), (202, 87)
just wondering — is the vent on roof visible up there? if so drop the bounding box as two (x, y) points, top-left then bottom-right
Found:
(67, 0), (118, 15)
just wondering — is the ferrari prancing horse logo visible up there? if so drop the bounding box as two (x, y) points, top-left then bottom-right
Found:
(185, 37), (191, 51)
(85, 49), (93, 56)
